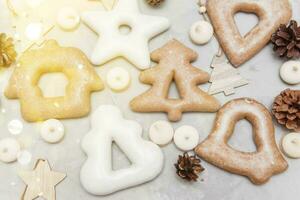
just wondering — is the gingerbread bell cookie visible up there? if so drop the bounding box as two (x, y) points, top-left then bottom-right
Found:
(5, 40), (104, 122)
(206, 0), (292, 67)
(195, 98), (288, 185)
(80, 105), (163, 195)
(130, 39), (220, 122)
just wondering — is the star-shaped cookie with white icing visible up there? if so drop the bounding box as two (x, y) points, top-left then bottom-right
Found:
(82, 0), (170, 69)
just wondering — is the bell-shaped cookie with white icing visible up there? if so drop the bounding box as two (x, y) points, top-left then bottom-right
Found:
(80, 105), (164, 195)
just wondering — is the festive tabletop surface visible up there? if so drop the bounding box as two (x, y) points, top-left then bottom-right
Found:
(0, 0), (299, 199)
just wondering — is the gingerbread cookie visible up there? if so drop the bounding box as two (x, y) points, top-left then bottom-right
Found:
(206, 0), (292, 67)
(130, 39), (220, 122)
(195, 98), (288, 185)
(5, 40), (104, 122)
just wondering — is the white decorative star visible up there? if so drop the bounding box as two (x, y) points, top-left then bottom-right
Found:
(82, 0), (170, 69)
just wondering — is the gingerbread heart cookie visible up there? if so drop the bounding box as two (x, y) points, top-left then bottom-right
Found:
(206, 0), (292, 67)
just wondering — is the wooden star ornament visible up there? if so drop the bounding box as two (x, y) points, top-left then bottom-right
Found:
(18, 159), (66, 200)
(89, 0), (117, 10)
(6, 0), (55, 52)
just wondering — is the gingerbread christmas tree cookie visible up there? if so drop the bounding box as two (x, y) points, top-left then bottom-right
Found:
(130, 39), (220, 122)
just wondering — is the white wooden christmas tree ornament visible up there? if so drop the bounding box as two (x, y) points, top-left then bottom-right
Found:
(209, 52), (249, 96)
(81, 0), (170, 69)
(80, 105), (164, 195)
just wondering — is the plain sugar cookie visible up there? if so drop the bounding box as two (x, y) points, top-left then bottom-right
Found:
(280, 61), (300, 85)
(40, 119), (65, 144)
(174, 125), (199, 151)
(282, 133), (300, 158)
(189, 20), (213, 45)
(106, 67), (131, 92)
(149, 120), (174, 146)
(0, 138), (21, 163)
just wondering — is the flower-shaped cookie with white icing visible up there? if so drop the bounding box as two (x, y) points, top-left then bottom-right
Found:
(82, 0), (170, 69)
(80, 105), (164, 195)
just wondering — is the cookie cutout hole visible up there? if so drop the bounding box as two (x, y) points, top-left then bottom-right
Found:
(67, 15), (76, 20)
(292, 138), (300, 145)
(234, 12), (259, 37)
(228, 120), (257, 153)
(112, 143), (132, 171)
(118, 24), (132, 35)
(49, 127), (55, 133)
(38, 72), (69, 98)
(167, 82), (181, 100)
(293, 66), (299, 72)
(195, 26), (202, 34)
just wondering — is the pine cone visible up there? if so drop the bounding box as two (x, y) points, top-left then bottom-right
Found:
(272, 89), (300, 132)
(271, 20), (300, 59)
(174, 152), (204, 181)
(0, 33), (17, 68)
(146, 0), (164, 7)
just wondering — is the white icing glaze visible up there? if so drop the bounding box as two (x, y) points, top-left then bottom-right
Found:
(149, 120), (174, 146)
(80, 105), (164, 195)
(280, 61), (300, 85)
(174, 125), (199, 151)
(57, 7), (80, 31)
(282, 133), (300, 158)
(81, 0), (170, 69)
(106, 67), (131, 92)
(213, 100), (270, 142)
(0, 138), (21, 163)
(189, 20), (213, 45)
(40, 119), (65, 144)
